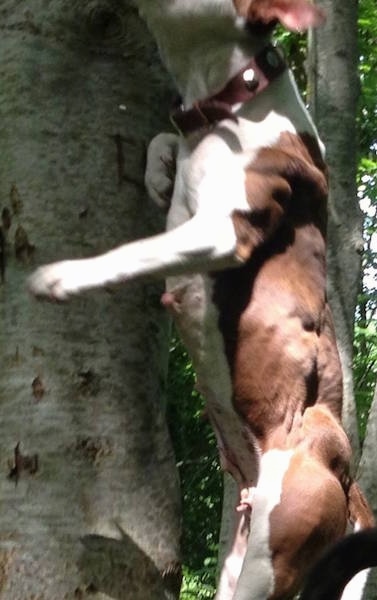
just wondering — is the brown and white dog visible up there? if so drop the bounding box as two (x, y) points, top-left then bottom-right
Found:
(28, 1), (374, 598)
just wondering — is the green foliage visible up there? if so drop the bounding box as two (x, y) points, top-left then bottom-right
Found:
(275, 27), (309, 93)
(180, 566), (216, 600)
(353, 0), (377, 438)
(354, 156), (377, 439)
(358, 0), (377, 155)
(166, 335), (222, 591)
(354, 321), (377, 438)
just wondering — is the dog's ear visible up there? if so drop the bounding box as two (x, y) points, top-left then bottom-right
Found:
(233, 0), (325, 32)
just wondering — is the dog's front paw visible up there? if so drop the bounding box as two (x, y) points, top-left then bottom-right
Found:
(145, 133), (179, 211)
(28, 260), (85, 301)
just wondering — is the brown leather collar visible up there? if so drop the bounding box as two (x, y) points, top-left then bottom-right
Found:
(171, 44), (286, 136)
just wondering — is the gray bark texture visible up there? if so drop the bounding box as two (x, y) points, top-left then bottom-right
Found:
(309, 0), (377, 596)
(0, 2), (181, 599)
(358, 385), (377, 598)
(308, 0), (362, 458)
(217, 475), (238, 579)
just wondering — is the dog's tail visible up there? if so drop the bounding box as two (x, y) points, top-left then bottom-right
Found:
(299, 527), (377, 600)
(348, 481), (375, 530)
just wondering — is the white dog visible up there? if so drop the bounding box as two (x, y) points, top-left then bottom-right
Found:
(28, 2), (374, 599)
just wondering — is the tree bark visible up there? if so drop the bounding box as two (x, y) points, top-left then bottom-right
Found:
(308, 0), (362, 457)
(309, 2), (377, 597)
(0, 2), (181, 599)
(358, 384), (377, 598)
(217, 475), (239, 579)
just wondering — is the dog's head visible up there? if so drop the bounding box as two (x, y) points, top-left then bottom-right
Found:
(233, 0), (325, 32)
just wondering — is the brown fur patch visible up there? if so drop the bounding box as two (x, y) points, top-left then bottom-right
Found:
(214, 132), (331, 446)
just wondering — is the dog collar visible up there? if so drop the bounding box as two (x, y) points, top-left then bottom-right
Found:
(171, 44), (286, 136)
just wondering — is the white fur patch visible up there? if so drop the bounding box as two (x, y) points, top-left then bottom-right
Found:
(340, 568), (370, 600)
(216, 511), (251, 600)
(231, 450), (294, 600)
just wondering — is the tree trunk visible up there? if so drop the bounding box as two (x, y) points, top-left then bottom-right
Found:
(309, 1), (377, 597)
(0, 2), (181, 599)
(308, 0), (362, 457)
(358, 383), (377, 598)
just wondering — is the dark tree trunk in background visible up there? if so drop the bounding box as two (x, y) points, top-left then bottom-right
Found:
(309, 1), (376, 596)
(0, 2), (181, 598)
(358, 384), (377, 598)
(308, 0), (362, 457)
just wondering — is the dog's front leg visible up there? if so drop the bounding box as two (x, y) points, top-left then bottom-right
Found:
(28, 211), (244, 301)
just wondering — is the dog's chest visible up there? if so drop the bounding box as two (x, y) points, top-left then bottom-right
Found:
(174, 113), (298, 216)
